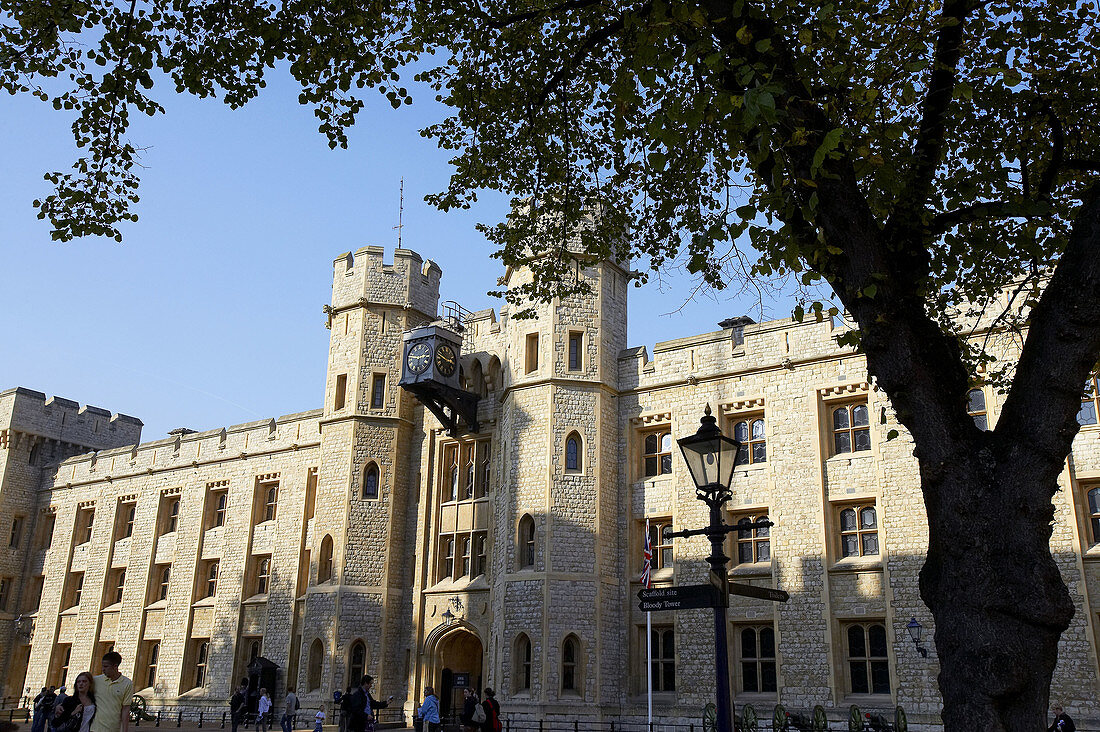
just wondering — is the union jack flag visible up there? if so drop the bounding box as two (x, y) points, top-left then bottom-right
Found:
(641, 517), (652, 589)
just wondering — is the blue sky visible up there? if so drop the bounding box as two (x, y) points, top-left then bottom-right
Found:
(1, 72), (796, 441)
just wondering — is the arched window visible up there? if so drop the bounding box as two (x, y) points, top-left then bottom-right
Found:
(307, 639), (323, 691)
(643, 431), (673, 477)
(1088, 487), (1100, 545)
(518, 515), (535, 569)
(348, 641), (367, 685)
(362, 463), (380, 500)
(561, 635), (581, 693)
(565, 432), (581, 473)
(214, 493), (227, 527)
(206, 561), (219, 598)
(515, 634), (532, 692)
(257, 558), (271, 594)
(440, 537), (455, 581)
(166, 498), (180, 533)
(145, 642), (159, 689)
(194, 642), (209, 689)
(248, 640), (261, 663)
(739, 626), (777, 693)
(967, 388), (988, 430)
(480, 443), (492, 495)
(733, 418), (766, 464)
(318, 535), (334, 583)
(264, 486), (278, 522)
(832, 403), (870, 454)
(158, 566), (171, 601)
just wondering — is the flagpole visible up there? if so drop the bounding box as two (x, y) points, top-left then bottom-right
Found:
(644, 518), (653, 727)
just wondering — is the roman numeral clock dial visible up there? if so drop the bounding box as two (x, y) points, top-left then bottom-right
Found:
(434, 344), (457, 377)
(406, 341), (432, 374)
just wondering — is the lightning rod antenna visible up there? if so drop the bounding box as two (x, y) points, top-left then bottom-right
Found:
(394, 177), (404, 248)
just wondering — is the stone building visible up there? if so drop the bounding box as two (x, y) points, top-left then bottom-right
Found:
(2, 244), (1100, 729)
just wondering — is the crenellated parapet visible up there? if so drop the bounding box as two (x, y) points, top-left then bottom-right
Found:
(328, 246), (442, 321)
(48, 408), (322, 489)
(0, 387), (144, 465)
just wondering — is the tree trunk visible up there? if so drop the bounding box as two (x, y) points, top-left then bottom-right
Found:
(918, 440), (1074, 731)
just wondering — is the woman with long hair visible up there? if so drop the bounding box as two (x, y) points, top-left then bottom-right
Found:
(51, 672), (95, 732)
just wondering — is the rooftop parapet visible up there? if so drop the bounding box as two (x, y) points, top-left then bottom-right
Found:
(1, 387), (143, 451)
(50, 408), (323, 488)
(330, 246), (442, 316)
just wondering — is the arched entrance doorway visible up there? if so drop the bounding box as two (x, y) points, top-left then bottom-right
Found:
(434, 626), (483, 721)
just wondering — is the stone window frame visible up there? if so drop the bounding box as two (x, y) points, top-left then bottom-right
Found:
(517, 514), (536, 571)
(967, 387), (989, 431)
(334, 373), (348, 411)
(835, 502), (880, 560)
(722, 399), (767, 467)
(65, 571), (84, 610)
(830, 401), (871, 456)
(563, 430), (583, 474)
(106, 567), (126, 606)
(318, 535), (335, 583)
(202, 560), (219, 599)
(513, 633), (533, 694)
(369, 371), (387, 410)
(156, 564), (171, 603)
(192, 640), (210, 690)
(647, 625), (676, 693)
(730, 512), (771, 568)
(632, 411), (675, 481)
(525, 332), (540, 374)
(204, 481), (230, 530)
(0, 577), (11, 612)
(642, 517), (674, 574)
(75, 504), (95, 545)
(734, 623), (778, 697)
(163, 496), (180, 535)
(819, 384), (874, 458)
(1080, 373), (1100, 427)
(348, 639), (368, 685)
(842, 620), (891, 696)
(8, 515), (24, 549)
(362, 462), (381, 501)
(567, 331), (584, 371)
(440, 439), (490, 503)
(143, 641), (160, 690)
(115, 500), (136, 541)
(307, 639), (324, 692)
(254, 556), (272, 595)
(560, 634), (584, 697)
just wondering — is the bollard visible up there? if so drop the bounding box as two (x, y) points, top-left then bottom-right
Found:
(178, 710), (183, 728)
(199, 711), (204, 728)
(157, 711), (162, 727)
(539, 720), (544, 732)
(222, 712), (227, 729)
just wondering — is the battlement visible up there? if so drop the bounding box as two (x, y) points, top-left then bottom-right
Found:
(0, 387), (143, 452)
(618, 314), (858, 391)
(50, 408), (323, 488)
(330, 245), (442, 316)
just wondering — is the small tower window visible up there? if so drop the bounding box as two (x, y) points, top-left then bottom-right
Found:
(318, 535), (334, 583)
(568, 332), (583, 371)
(363, 463), (380, 500)
(519, 515), (536, 569)
(525, 333), (539, 373)
(565, 432), (581, 473)
(334, 374), (347, 411)
(371, 374), (386, 409)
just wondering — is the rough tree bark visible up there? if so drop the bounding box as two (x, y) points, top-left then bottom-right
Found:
(697, 0), (1100, 727)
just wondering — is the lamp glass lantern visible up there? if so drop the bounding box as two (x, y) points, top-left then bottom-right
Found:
(906, 617), (922, 644)
(677, 405), (741, 502)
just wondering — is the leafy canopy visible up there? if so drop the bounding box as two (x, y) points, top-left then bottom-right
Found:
(3, 0), (1097, 330)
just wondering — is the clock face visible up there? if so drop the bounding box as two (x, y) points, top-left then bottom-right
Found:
(406, 342), (432, 374)
(434, 343), (458, 377)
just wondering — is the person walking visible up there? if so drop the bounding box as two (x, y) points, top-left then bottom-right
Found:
(313, 706), (325, 732)
(346, 677), (390, 732)
(52, 672), (96, 732)
(416, 688), (440, 732)
(479, 689), (500, 732)
(337, 689), (351, 732)
(280, 687), (299, 732)
(91, 652), (131, 732)
(459, 689), (481, 732)
(230, 680), (250, 732)
(32, 687), (56, 732)
(1049, 705), (1076, 732)
(255, 689), (272, 732)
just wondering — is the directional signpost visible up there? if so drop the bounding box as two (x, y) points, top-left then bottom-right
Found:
(638, 584), (723, 612)
(728, 582), (790, 603)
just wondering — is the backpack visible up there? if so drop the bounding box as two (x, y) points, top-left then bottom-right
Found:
(472, 704), (486, 725)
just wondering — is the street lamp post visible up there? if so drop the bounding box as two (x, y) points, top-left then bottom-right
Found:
(667, 405), (772, 732)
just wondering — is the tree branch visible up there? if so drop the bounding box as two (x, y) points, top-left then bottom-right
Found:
(486, 0), (605, 29)
(930, 200), (1050, 237)
(536, 11), (636, 108)
(886, 0), (985, 233)
(997, 184), (1100, 468)
(1037, 102), (1064, 197)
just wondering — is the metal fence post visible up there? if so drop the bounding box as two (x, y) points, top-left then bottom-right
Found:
(177, 710), (183, 727)
(199, 710), (204, 728)
(156, 711), (162, 727)
(539, 720), (544, 732)
(222, 712), (227, 729)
